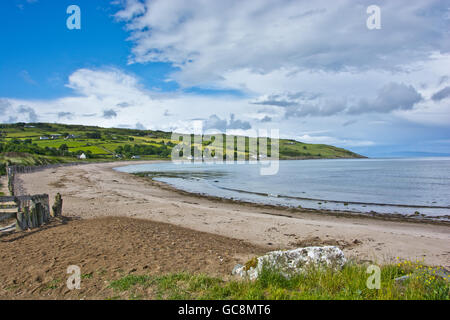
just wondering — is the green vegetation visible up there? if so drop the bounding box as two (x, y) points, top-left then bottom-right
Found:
(0, 122), (364, 170)
(108, 260), (448, 300)
(81, 273), (94, 280)
(278, 139), (361, 159)
(44, 279), (61, 291)
(0, 152), (72, 175)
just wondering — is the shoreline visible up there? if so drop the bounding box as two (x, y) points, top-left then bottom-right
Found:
(119, 162), (450, 224)
(14, 160), (450, 268)
(145, 178), (450, 226)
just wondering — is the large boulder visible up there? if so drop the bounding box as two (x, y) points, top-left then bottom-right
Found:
(232, 246), (346, 280)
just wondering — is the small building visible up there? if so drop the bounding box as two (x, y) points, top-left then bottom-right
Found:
(40, 136), (50, 140)
(78, 153), (87, 160)
(131, 155), (141, 159)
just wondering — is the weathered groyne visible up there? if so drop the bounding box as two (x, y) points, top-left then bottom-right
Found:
(1, 164), (71, 232)
(8, 195), (50, 230)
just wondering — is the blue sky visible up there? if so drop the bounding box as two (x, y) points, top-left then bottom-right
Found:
(0, 0), (179, 99)
(1, 0), (449, 157)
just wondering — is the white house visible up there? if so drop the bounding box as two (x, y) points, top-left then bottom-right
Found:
(78, 153), (87, 160)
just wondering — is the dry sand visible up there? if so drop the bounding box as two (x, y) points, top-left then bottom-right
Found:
(0, 216), (263, 299)
(15, 161), (450, 268)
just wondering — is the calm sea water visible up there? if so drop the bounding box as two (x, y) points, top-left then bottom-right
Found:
(115, 158), (450, 220)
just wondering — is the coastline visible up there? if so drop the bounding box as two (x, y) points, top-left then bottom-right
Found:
(139, 174), (450, 225)
(13, 160), (450, 268)
(118, 159), (450, 223)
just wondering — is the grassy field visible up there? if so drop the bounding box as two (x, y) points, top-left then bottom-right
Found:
(0, 123), (365, 167)
(107, 260), (449, 300)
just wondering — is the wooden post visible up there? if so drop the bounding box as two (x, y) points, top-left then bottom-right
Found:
(8, 169), (15, 196)
(51, 202), (56, 217)
(52, 193), (63, 217)
(24, 206), (30, 230)
(43, 195), (49, 222)
(30, 205), (37, 228)
(16, 211), (24, 231)
(43, 202), (49, 223)
(37, 203), (43, 226)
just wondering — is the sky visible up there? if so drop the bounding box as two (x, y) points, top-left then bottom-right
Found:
(0, 0), (449, 157)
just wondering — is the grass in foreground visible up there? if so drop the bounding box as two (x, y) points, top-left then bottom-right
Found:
(109, 260), (449, 300)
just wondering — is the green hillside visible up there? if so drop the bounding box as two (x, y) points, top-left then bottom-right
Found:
(0, 123), (365, 168)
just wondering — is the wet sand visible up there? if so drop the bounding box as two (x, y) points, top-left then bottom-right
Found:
(16, 161), (450, 268)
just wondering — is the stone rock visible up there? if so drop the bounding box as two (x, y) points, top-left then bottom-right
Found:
(232, 264), (244, 275)
(394, 275), (411, 282)
(395, 268), (450, 283)
(233, 246), (346, 280)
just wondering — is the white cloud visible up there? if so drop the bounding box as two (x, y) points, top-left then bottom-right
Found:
(250, 82), (423, 117)
(115, 0), (449, 88)
(2, 64), (449, 154)
(204, 114), (252, 131)
(432, 86), (450, 101)
(110, 0), (450, 132)
(114, 0), (145, 21)
(66, 68), (146, 101)
(296, 134), (375, 147)
(3, 0), (450, 155)
(393, 100), (450, 126)
(1, 68), (256, 133)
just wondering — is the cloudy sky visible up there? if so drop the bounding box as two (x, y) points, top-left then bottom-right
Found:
(1, 0), (449, 156)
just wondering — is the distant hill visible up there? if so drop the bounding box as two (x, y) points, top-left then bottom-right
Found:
(0, 123), (365, 167)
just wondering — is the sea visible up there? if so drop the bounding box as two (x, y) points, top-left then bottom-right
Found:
(115, 158), (450, 220)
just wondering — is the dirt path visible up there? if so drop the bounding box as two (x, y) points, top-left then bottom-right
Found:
(14, 161), (450, 269)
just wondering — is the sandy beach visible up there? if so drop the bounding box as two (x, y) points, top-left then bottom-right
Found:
(15, 161), (450, 268)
